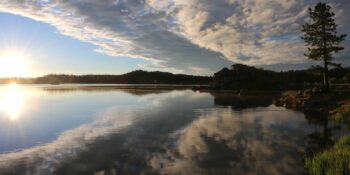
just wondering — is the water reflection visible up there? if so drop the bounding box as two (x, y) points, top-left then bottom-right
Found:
(304, 111), (342, 157)
(0, 107), (141, 175)
(41, 86), (174, 95)
(0, 87), (347, 175)
(0, 89), (212, 175)
(150, 107), (308, 175)
(0, 84), (26, 120)
(210, 92), (276, 109)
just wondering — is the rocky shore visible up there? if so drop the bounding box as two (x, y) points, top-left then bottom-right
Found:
(275, 87), (350, 114)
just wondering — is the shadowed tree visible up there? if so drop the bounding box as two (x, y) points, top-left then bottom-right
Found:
(302, 2), (347, 88)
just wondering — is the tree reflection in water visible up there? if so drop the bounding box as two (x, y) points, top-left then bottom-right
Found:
(304, 110), (342, 158)
(210, 91), (277, 110)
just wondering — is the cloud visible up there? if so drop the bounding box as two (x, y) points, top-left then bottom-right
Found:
(165, 0), (350, 66)
(0, 0), (349, 73)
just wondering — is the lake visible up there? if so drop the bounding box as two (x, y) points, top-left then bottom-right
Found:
(0, 85), (345, 175)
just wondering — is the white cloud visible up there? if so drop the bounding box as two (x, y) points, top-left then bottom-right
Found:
(0, 0), (348, 73)
(166, 0), (349, 65)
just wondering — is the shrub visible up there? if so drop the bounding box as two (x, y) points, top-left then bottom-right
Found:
(331, 102), (350, 127)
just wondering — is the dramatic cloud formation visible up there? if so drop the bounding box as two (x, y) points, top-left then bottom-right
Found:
(0, 0), (349, 73)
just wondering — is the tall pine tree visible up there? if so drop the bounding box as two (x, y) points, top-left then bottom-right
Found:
(302, 2), (346, 88)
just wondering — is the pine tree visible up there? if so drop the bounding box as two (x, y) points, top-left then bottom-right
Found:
(302, 2), (347, 88)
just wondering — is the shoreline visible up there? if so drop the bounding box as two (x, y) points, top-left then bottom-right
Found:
(0, 84), (208, 91)
(7, 84), (350, 114)
(275, 88), (350, 115)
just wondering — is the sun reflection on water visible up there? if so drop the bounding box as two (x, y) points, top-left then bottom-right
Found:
(0, 83), (26, 120)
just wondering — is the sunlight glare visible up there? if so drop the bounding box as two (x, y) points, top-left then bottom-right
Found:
(0, 83), (26, 120)
(0, 52), (31, 77)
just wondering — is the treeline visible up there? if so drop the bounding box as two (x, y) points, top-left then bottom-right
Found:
(0, 70), (211, 85)
(212, 64), (350, 90)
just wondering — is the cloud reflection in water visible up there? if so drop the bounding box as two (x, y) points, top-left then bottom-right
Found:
(0, 89), (313, 175)
(150, 106), (309, 175)
(0, 90), (211, 175)
(0, 106), (141, 174)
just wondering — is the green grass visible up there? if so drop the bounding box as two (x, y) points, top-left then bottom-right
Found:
(305, 136), (350, 175)
(331, 102), (350, 126)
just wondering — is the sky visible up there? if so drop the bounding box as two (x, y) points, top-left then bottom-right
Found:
(0, 0), (349, 77)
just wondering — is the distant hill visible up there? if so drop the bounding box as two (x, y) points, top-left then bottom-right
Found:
(212, 64), (350, 90)
(0, 70), (211, 85)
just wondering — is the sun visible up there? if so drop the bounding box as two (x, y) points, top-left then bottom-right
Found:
(0, 52), (31, 77)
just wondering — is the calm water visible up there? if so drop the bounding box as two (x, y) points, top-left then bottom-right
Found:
(0, 85), (345, 175)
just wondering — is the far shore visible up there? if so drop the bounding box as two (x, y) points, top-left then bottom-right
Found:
(35, 84), (210, 91)
(3, 84), (349, 112)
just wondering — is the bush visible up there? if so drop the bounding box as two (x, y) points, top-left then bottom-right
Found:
(331, 102), (350, 127)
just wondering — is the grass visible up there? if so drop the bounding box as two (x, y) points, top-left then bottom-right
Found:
(331, 102), (350, 127)
(305, 136), (350, 175)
